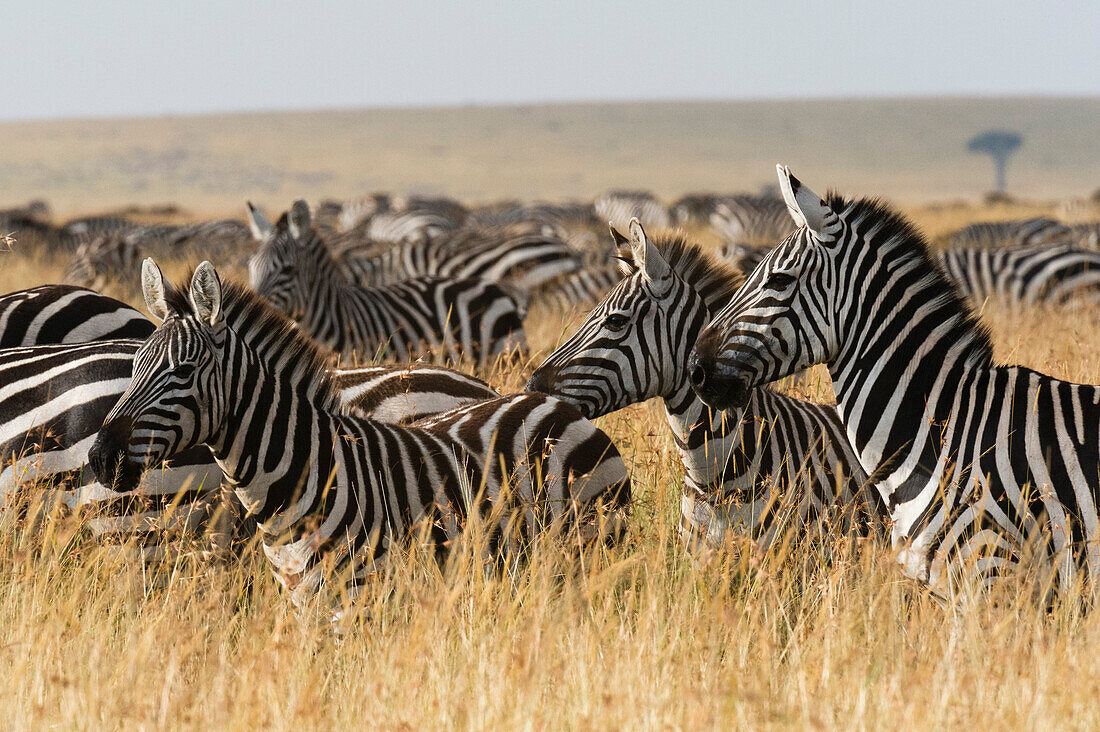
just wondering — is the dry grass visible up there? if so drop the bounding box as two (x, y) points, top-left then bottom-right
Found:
(6, 203), (1100, 730)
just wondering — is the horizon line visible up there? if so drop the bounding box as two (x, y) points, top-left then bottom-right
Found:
(3, 92), (1099, 125)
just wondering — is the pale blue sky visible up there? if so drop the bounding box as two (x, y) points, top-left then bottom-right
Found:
(7, 0), (1099, 121)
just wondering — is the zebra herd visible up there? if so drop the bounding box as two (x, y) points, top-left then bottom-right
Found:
(3, 169), (1100, 622)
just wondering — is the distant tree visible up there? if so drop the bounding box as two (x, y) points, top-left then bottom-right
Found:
(967, 130), (1023, 193)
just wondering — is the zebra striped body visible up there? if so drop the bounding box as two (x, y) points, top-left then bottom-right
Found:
(90, 261), (630, 607)
(595, 191), (670, 230)
(709, 196), (797, 247)
(333, 364), (499, 423)
(532, 263), (624, 310)
(363, 208), (462, 245)
(937, 244), (1100, 307)
(65, 219), (252, 289)
(945, 217), (1073, 248)
(0, 339), (497, 548)
(0, 285), (153, 346)
(248, 201), (527, 366)
(692, 166), (1100, 595)
(0, 340), (222, 541)
(527, 223), (878, 551)
(336, 227), (582, 292)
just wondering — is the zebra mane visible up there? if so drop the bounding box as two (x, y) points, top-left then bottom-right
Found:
(827, 192), (996, 363)
(161, 272), (344, 413)
(620, 232), (745, 314)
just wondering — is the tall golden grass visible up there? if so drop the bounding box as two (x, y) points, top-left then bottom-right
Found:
(4, 207), (1100, 729)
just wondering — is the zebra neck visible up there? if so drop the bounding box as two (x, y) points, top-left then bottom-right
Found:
(827, 274), (992, 490)
(207, 331), (341, 520)
(662, 380), (749, 495)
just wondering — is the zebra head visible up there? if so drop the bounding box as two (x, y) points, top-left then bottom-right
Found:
(527, 219), (719, 418)
(90, 259), (229, 491)
(248, 200), (323, 318)
(689, 165), (844, 411)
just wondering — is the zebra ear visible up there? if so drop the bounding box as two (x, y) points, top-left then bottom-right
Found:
(189, 261), (223, 326)
(628, 218), (670, 282)
(141, 258), (169, 322)
(288, 200), (311, 239)
(776, 165), (839, 242)
(246, 201), (272, 240)
(609, 224), (629, 247)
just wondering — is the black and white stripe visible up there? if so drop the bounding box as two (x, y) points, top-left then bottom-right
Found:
(0, 285), (153, 347)
(936, 244), (1100, 307)
(594, 191), (670, 230)
(692, 165), (1100, 595)
(89, 260), (630, 608)
(0, 339), (223, 544)
(248, 201), (528, 366)
(0, 340), (498, 550)
(945, 217), (1073, 248)
(528, 222), (879, 552)
(708, 196), (798, 247)
(336, 226), (583, 293)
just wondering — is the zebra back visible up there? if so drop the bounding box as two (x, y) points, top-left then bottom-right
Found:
(0, 285), (153, 346)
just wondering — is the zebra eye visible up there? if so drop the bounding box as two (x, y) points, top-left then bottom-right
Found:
(604, 313), (630, 331)
(768, 272), (798, 290)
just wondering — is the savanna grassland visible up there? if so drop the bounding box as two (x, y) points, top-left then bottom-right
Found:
(1, 98), (1100, 729)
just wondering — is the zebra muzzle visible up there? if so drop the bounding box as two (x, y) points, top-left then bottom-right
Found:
(89, 418), (142, 492)
(687, 350), (752, 411)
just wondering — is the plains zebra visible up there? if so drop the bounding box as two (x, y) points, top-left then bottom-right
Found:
(944, 217), (1073, 248)
(0, 339), (497, 549)
(89, 260), (630, 609)
(64, 232), (144, 290)
(531, 263), (624, 311)
(334, 193), (393, 232)
(691, 165), (1100, 596)
(331, 364), (499, 423)
(0, 339), (223, 543)
(527, 221), (878, 551)
(0, 285), (153, 346)
(716, 242), (771, 274)
(336, 226), (583, 293)
(936, 244), (1100, 307)
(248, 201), (527, 366)
(363, 208), (462, 245)
(709, 197), (797, 247)
(595, 191), (670, 230)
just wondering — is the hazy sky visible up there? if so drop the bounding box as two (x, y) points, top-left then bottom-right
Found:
(7, 1), (1099, 121)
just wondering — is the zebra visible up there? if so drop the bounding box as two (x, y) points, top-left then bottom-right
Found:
(0, 339), (499, 550)
(936, 244), (1100, 307)
(0, 285), (153, 346)
(716, 242), (771, 274)
(88, 259), (631, 609)
(594, 191), (670, 230)
(362, 207), (463, 245)
(527, 221), (879, 552)
(708, 197), (797, 247)
(64, 231), (144, 290)
(0, 339), (223, 543)
(334, 226), (584, 293)
(690, 164), (1100, 597)
(248, 200), (527, 366)
(531, 263), (624, 311)
(944, 217), (1073, 249)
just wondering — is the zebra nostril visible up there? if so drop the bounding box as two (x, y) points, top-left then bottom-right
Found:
(690, 364), (707, 388)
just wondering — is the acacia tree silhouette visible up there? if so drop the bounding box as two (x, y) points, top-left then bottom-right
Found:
(968, 130), (1023, 193)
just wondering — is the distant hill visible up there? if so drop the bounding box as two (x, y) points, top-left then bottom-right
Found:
(0, 97), (1096, 215)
